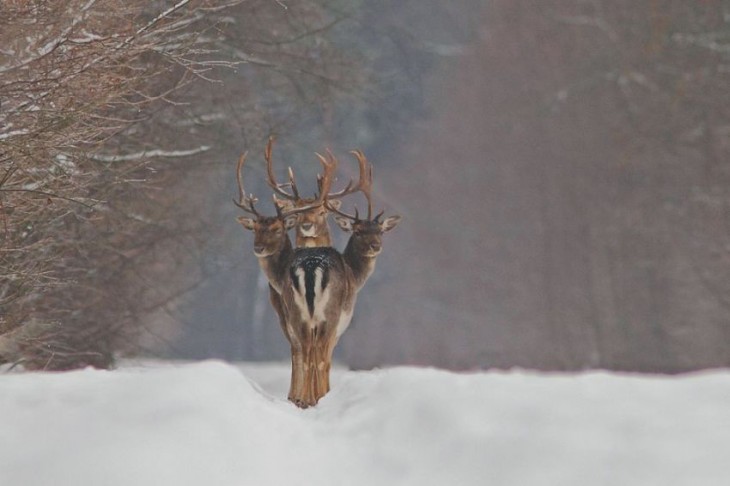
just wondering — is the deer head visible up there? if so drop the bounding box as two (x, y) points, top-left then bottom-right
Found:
(233, 152), (316, 257)
(331, 212), (401, 257)
(265, 137), (369, 247)
(327, 150), (401, 258)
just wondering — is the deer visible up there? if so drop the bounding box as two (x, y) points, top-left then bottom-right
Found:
(264, 136), (367, 248)
(284, 149), (401, 405)
(236, 146), (400, 408)
(324, 150), (401, 338)
(235, 146), (343, 407)
(282, 150), (400, 407)
(234, 151), (311, 337)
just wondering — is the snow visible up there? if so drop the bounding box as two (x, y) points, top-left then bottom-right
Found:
(1, 360), (729, 486)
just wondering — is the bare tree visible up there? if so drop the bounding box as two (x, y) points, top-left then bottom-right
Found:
(0, 0), (361, 369)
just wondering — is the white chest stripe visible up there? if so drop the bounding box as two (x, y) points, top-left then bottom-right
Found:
(291, 268), (309, 322)
(291, 266), (332, 330)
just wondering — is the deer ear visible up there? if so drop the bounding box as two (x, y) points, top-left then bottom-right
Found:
(283, 215), (298, 230)
(274, 196), (295, 211)
(381, 215), (401, 232)
(237, 216), (256, 231)
(326, 199), (342, 210)
(334, 215), (353, 232)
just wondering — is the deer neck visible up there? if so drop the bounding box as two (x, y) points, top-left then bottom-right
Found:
(342, 237), (377, 290)
(295, 223), (332, 248)
(257, 236), (294, 294)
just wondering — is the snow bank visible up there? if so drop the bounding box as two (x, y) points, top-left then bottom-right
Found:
(0, 360), (728, 486)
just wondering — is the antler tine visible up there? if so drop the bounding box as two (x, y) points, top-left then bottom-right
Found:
(325, 199), (359, 222)
(233, 152), (260, 216)
(287, 166), (300, 199)
(279, 194), (326, 218)
(265, 136), (298, 201)
(350, 150), (374, 219)
(314, 149), (338, 203)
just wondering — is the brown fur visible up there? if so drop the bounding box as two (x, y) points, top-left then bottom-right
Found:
(282, 214), (402, 406)
(237, 214), (306, 404)
(237, 140), (399, 407)
(238, 213), (345, 407)
(274, 197), (341, 248)
(282, 214), (401, 407)
(280, 248), (349, 406)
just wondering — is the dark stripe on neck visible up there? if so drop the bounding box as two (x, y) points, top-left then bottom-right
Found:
(304, 267), (316, 318)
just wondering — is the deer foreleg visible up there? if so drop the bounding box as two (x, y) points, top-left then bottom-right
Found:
(306, 327), (320, 406)
(310, 325), (338, 402)
(322, 334), (338, 394)
(288, 342), (306, 407)
(290, 323), (338, 407)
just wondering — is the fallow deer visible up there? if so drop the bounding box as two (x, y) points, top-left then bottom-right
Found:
(324, 150), (401, 340)
(235, 147), (342, 407)
(235, 147), (400, 408)
(235, 151), (315, 402)
(286, 150), (401, 405)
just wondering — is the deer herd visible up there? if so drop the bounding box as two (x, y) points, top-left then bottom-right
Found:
(234, 137), (400, 408)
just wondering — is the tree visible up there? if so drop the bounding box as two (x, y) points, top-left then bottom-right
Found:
(0, 0), (363, 369)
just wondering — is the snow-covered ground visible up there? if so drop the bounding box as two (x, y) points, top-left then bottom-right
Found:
(1, 360), (728, 486)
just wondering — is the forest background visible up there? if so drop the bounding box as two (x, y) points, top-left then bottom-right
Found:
(1, 0), (729, 373)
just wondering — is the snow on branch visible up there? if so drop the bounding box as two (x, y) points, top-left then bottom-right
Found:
(672, 33), (730, 55)
(0, 0), (99, 74)
(135, 0), (193, 36)
(553, 14), (618, 42)
(89, 145), (211, 162)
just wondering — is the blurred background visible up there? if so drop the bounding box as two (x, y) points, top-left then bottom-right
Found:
(2, 0), (729, 372)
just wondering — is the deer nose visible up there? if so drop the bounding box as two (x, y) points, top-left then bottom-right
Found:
(254, 245), (265, 254)
(369, 242), (381, 252)
(301, 222), (313, 231)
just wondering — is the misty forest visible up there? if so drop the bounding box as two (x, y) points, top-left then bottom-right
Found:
(2, 0), (730, 375)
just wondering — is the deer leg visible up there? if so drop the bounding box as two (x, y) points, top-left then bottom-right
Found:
(321, 334), (338, 394)
(270, 286), (308, 407)
(292, 324), (336, 407)
(288, 342), (306, 407)
(307, 327), (320, 406)
(293, 326), (316, 408)
(310, 324), (338, 403)
(311, 327), (326, 403)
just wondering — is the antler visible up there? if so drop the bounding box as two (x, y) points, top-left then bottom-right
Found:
(235, 142), (334, 219)
(266, 136), (370, 208)
(265, 136), (301, 201)
(350, 150), (374, 219)
(324, 150), (377, 221)
(233, 152), (260, 216)
(321, 148), (371, 201)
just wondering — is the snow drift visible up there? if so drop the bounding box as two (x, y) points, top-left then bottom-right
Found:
(1, 360), (728, 486)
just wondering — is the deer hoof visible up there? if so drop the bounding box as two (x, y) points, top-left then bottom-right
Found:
(289, 397), (315, 409)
